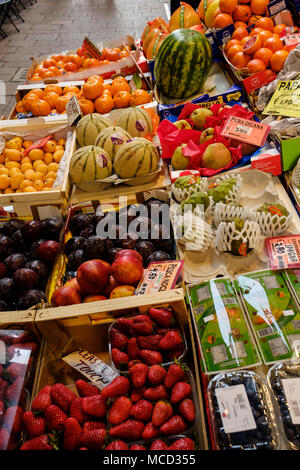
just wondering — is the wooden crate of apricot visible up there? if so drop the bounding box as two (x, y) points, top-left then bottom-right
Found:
(0, 119), (76, 210)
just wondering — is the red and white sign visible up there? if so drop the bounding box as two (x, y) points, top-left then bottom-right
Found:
(221, 116), (270, 147)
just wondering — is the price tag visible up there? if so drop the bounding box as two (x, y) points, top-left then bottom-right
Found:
(263, 80), (300, 118)
(10, 347), (31, 365)
(265, 235), (300, 270)
(66, 95), (83, 126)
(221, 116), (270, 147)
(81, 36), (102, 60)
(135, 260), (183, 295)
(63, 347), (119, 390)
(282, 378), (300, 425)
(284, 34), (300, 48)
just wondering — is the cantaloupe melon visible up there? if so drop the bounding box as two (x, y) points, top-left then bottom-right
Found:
(76, 113), (111, 147)
(94, 126), (132, 162)
(115, 107), (153, 138)
(114, 137), (159, 179)
(70, 146), (112, 184)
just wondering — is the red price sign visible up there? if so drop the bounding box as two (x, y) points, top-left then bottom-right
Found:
(221, 116), (270, 147)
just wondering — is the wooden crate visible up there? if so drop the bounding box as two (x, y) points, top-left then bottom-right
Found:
(0, 118), (76, 216)
(33, 288), (209, 449)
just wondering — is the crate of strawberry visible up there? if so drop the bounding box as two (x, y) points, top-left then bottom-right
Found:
(107, 436), (196, 450)
(108, 306), (187, 372)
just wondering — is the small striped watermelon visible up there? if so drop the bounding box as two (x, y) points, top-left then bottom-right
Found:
(114, 138), (159, 179)
(76, 113), (111, 147)
(94, 126), (132, 162)
(154, 29), (212, 99)
(115, 107), (153, 138)
(70, 146), (112, 184)
(146, 32), (168, 60)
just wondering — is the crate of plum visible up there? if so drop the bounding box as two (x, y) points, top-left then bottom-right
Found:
(0, 214), (63, 313)
(49, 196), (177, 311)
(207, 370), (279, 450)
(268, 361), (300, 450)
(0, 329), (40, 450)
(108, 306), (187, 372)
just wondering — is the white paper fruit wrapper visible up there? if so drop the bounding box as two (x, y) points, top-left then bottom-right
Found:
(209, 173), (243, 206)
(174, 212), (214, 253)
(292, 157), (300, 187)
(250, 201), (293, 237)
(171, 177), (208, 203)
(214, 220), (261, 254)
(213, 202), (252, 228)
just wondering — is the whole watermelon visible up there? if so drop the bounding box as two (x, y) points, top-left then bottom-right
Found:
(154, 29), (212, 99)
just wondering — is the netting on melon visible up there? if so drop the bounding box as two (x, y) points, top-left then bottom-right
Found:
(171, 177), (208, 203)
(214, 220), (261, 254)
(213, 202), (251, 228)
(174, 212), (214, 252)
(250, 203), (293, 237)
(209, 173), (243, 207)
(292, 157), (300, 187)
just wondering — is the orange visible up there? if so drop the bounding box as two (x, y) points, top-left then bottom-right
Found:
(234, 21), (247, 28)
(63, 85), (80, 95)
(23, 141), (33, 150)
(232, 51), (250, 68)
(35, 163), (48, 175)
(58, 138), (65, 147)
(64, 62), (78, 72)
(258, 30), (273, 45)
(256, 17), (274, 31)
(94, 94), (115, 114)
(22, 93), (39, 112)
(243, 35), (262, 54)
(78, 98), (95, 115)
(29, 149), (44, 161)
(103, 83), (113, 94)
(33, 160), (44, 170)
(233, 5), (251, 22)
(264, 37), (283, 53)
(44, 92), (59, 108)
(5, 161), (20, 170)
(55, 94), (73, 113)
(43, 58), (56, 68)
(232, 27), (248, 40)
(239, 0), (251, 3)
(24, 169), (36, 181)
(103, 48), (121, 62)
(213, 13), (233, 28)
(23, 186), (37, 193)
(248, 15), (262, 25)
(225, 39), (241, 52)
(129, 89), (152, 106)
(250, 0), (268, 15)
(30, 74), (42, 82)
(31, 99), (51, 117)
(43, 140), (57, 153)
(44, 84), (62, 96)
(20, 179), (32, 191)
(0, 175), (10, 190)
(21, 163), (33, 172)
(219, 0), (238, 13)
(270, 49), (289, 72)
(227, 44), (244, 60)
(83, 76), (103, 100)
(250, 27), (264, 36)
(53, 150), (64, 163)
(48, 163), (59, 173)
(241, 35), (252, 46)
(273, 24), (287, 35)
(4, 149), (21, 161)
(111, 77), (131, 96)
(253, 47), (273, 66)
(68, 54), (84, 68)
(11, 172), (24, 190)
(247, 58), (266, 74)
(34, 179), (44, 191)
(265, 69), (277, 80)
(113, 91), (131, 108)
(27, 89), (44, 99)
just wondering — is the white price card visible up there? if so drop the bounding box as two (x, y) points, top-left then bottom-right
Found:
(215, 384), (257, 433)
(0, 340), (6, 364)
(66, 94), (82, 126)
(282, 378), (300, 425)
(63, 347), (119, 390)
(10, 346), (31, 365)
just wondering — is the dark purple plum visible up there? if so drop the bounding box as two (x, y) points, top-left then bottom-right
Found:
(146, 251), (171, 266)
(30, 239), (46, 259)
(0, 262), (7, 279)
(11, 230), (28, 253)
(36, 240), (60, 263)
(145, 199), (164, 214)
(150, 224), (172, 252)
(65, 236), (86, 255)
(21, 220), (44, 243)
(13, 268), (39, 290)
(17, 289), (46, 310)
(119, 233), (139, 250)
(0, 236), (15, 260)
(69, 213), (92, 235)
(0, 278), (15, 302)
(85, 236), (106, 259)
(132, 216), (151, 239)
(42, 217), (63, 241)
(25, 260), (48, 279)
(107, 247), (123, 264)
(4, 254), (27, 271)
(67, 249), (86, 271)
(105, 239), (115, 251)
(2, 219), (24, 237)
(80, 224), (95, 239)
(135, 241), (156, 266)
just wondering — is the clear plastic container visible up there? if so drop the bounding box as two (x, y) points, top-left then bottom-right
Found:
(268, 360), (300, 450)
(207, 370), (279, 450)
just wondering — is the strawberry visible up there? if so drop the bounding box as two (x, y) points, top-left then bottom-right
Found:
(108, 395), (133, 425)
(20, 433), (58, 450)
(111, 348), (129, 369)
(148, 365), (167, 385)
(137, 335), (162, 351)
(148, 307), (176, 327)
(150, 439), (169, 450)
(142, 422), (160, 440)
(160, 415), (187, 435)
(127, 337), (140, 359)
(0, 378), (7, 400)
(31, 385), (52, 413)
(23, 411), (46, 439)
(178, 398), (196, 422)
(75, 379), (100, 397)
(130, 315), (153, 335)
(81, 395), (107, 419)
(164, 363), (186, 389)
(50, 383), (76, 413)
(130, 399), (153, 421)
(5, 376), (24, 404)
(114, 317), (133, 335)
(0, 365), (3, 376)
(169, 437), (195, 450)
(128, 359), (142, 368)
(143, 384), (169, 401)
(69, 397), (89, 425)
(110, 328), (128, 350)
(139, 349), (163, 366)
(101, 376), (130, 400)
(152, 401), (173, 427)
(3, 405), (23, 434)
(4, 363), (27, 380)
(130, 444), (146, 450)
(79, 447), (88, 450)
(170, 381), (191, 404)
(165, 343), (185, 360)
(0, 428), (9, 450)
(129, 362), (148, 388)
(106, 440), (129, 450)
(158, 331), (183, 351)
(80, 428), (106, 450)
(63, 417), (83, 450)
(0, 400), (4, 423)
(130, 387), (146, 403)
(45, 404), (67, 431)
(109, 419), (145, 441)
(157, 327), (181, 336)
(83, 421), (106, 432)
(1, 330), (33, 344)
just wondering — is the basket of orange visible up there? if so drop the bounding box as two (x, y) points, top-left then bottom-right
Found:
(0, 119), (76, 213)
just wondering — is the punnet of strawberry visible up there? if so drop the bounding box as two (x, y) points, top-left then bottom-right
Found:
(109, 306), (187, 372)
(0, 329), (39, 450)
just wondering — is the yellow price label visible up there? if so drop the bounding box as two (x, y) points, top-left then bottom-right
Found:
(263, 80), (300, 118)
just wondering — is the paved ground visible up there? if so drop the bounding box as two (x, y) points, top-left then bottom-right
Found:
(0, 0), (168, 117)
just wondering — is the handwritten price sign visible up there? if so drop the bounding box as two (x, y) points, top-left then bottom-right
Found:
(221, 116), (270, 147)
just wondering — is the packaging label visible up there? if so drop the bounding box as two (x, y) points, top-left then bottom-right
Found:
(81, 36), (102, 60)
(135, 260), (183, 295)
(284, 34), (300, 48)
(0, 340), (5, 364)
(63, 347), (119, 389)
(66, 95), (83, 126)
(283, 269), (300, 306)
(221, 116), (270, 147)
(215, 384), (257, 433)
(10, 347), (31, 365)
(268, 0), (286, 15)
(243, 69), (276, 94)
(263, 80), (300, 118)
(266, 235), (300, 270)
(282, 378), (300, 424)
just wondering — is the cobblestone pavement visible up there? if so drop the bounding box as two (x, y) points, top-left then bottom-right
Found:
(0, 0), (168, 117)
